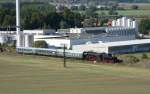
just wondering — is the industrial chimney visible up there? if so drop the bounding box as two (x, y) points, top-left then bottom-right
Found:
(16, 0), (20, 35)
(16, 0), (23, 47)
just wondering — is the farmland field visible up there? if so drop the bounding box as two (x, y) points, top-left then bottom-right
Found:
(97, 9), (150, 16)
(116, 9), (150, 16)
(76, 9), (150, 16)
(0, 53), (150, 94)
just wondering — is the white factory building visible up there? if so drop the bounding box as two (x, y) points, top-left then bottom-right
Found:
(33, 17), (138, 50)
(0, 31), (16, 44)
(72, 39), (150, 54)
(12, 0), (150, 55)
(23, 29), (56, 35)
(0, 17), (139, 49)
(33, 25), (137, 49)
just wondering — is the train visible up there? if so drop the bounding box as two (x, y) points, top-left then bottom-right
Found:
(16, 47), (122, 63)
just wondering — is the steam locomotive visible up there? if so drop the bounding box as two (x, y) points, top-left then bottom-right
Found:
(17, 47), (122, 63)
(83, 52), (122, 63)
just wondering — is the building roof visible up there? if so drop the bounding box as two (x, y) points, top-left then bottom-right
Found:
(103, 39), (150, 47)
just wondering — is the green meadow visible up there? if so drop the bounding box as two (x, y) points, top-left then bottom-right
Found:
(0, 53), (150, 94)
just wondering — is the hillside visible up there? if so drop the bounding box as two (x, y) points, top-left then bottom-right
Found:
(0, 53), (150, 94)
(0, 0), (150, 3)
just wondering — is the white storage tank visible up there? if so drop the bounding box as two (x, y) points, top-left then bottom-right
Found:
(122, 17), (127, 27)
(132, 21), (137, 28)
(117, 19), (121, 26)
(127, 19), (131, 27)
(112, 20), (116, 27)
(0, 35), (7, 44)
(25, 34), (34, 47)
(16, 34), (24, 47)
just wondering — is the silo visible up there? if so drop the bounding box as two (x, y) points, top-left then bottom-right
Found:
(112, 20), (116, 27)
(132, 20), (139, 34)
(0, 35), (6, 44)
(127, 18), (131, 27)
(16, 34), (24, 47)
(132, 21), (137, 28)
(117, 19), (121, 26)
(106, 28), (109, 33)
(122, 17), (127, 27)
(25, 34), (34, 47)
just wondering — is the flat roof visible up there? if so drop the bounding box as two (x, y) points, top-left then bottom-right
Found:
(103, 39), (150, 47)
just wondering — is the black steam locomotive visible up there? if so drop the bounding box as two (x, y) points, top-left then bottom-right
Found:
(83, 52), (122, 63)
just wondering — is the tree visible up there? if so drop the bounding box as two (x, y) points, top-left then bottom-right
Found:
(70, 6), (78, 10)
(32, 41), (48, 48)
(46, 12), (62, 29)
(132, 5), (139, 10)
(60, 20), (68, 29)
(85, 6), (97, 18)
(83, 18), (97, 27)
(0, 3), (83, 30)
(108, 9), (118, 15)
(62, 8), (83, 28)
(139, 19), (150, 34)
(99, 18), (109, 26)
(79, 5), (86, 10)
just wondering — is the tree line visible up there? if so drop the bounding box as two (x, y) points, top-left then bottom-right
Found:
(0, 2), (149, 34)
(0, 2), (84, 30)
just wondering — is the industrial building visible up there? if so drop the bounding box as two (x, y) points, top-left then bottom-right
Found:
(34, 33), (137, 49)
(31, 17), (139, 50)
(72, 39), (150, 54)
(0, 18), (139, 50)
(34, 25), (137, 49)
(23, 29), (56, 35)
(1, 0), (150, 55)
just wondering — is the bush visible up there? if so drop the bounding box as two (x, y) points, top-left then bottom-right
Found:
(79, 5), (86, 10)
(142, 53), (148, 59)
(139, 19), (150, 35)
(126, 55), (140, 64)
(108, 9), (118, 15)
(131, 5), (139, 10)
(32, 41), (48, 48)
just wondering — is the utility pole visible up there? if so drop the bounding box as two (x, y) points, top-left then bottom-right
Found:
(63, 44), (67, 68)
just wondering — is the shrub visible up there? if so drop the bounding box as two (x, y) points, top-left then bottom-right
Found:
(142, 53), (148, 59)
(32, 41), (48, 48)
(139, 19), (150, 34)
(126, 55), (140, 64)
(79, 5), (86, 10)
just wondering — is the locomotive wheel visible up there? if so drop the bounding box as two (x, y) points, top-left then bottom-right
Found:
(86, 55), (97, 61)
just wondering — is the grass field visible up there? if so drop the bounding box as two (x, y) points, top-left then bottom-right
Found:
(0, 53), (150, 94)
(97, 9), (150, 16)
(119, 3), (150, 10)
(76, 9), (150, 16)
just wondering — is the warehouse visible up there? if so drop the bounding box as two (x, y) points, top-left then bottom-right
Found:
(34, 32), (137, 49)
(23, 29), (56, 35)
(72, 39), (150, 54)
(33, 25), (138, 49)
